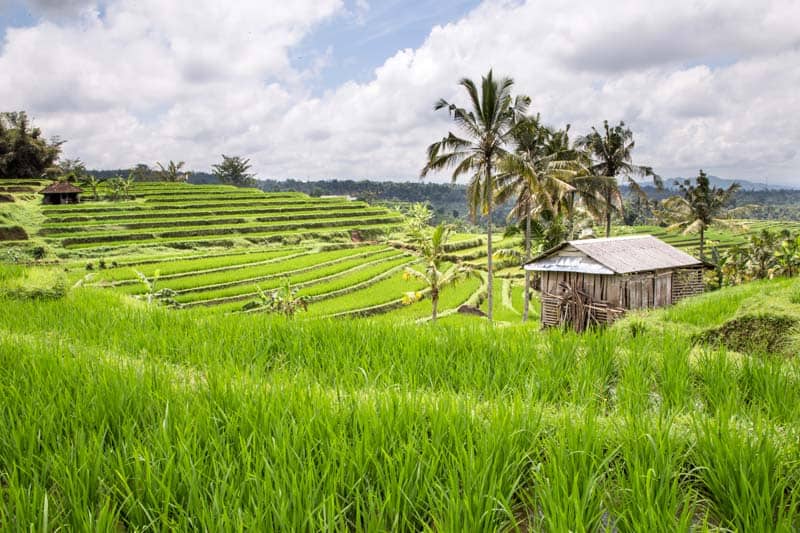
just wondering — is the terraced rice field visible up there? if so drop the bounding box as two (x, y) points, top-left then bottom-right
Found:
(615, 221), (800, 253)
(38, 182), (404, 249)
(85, 244), (418, 315)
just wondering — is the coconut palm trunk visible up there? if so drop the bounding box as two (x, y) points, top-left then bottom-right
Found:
(431, 288), (439, 322)
(421, 70), (529, 325)
(485, 166), (494, 322)
(523, 199), (531, 322)
(604, 187), (613, 237)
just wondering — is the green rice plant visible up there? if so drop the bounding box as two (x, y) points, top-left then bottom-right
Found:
(656, 336), (693, 412)
(690, 414), (800, 531)
(173, 249), (402, 304)
(570, 330), (620, 409)
(306, 269), (427, 317)
(91, 248), (300, 282)
(479, 279), (521, 323)
(522, 412), (614, 532)
(694, 348), (741, 415)
(47, 213), (402, 241)
(42, 208), (390, 233)
(297, 255), (412, 299)
(1, 275), (799, 529)
(529, 331), (582, 404)
(738, 356), (800, 424)
(610, 415), (698, 532)
(153, 246), (388, 294)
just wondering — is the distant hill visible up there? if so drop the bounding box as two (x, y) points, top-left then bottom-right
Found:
(665, 175), (796, 191)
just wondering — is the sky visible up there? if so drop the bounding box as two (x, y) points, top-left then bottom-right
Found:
(1, 0), (799, 184)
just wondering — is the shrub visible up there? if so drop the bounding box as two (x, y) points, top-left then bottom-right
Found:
(694, 314), (798, 355)
(30, 245), (47, 260)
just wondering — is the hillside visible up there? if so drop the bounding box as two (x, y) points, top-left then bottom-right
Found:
(1, 181), (504, 320)
(1, 267), (798, 529)
(27, 181), (402, 251)
(5, 179), (800, 323)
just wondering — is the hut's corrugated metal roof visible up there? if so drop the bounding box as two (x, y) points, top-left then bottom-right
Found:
(524, 235), (703, 274)
(524, 254), (615, 274)
(39, 182), (83, 194)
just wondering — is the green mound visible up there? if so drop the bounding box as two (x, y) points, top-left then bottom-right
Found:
(695, 314), (797, 355)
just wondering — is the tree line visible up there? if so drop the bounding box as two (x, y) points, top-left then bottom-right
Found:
(0, 111), (258, 188)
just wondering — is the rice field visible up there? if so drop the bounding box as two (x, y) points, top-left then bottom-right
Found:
(1, 270), (799, 530)
(35, 182), (404, 249)
(4, 182), (800, 529)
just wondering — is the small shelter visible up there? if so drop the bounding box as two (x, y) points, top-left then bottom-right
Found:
(524, 235), (707, 330)
(39, 182), (83, 205)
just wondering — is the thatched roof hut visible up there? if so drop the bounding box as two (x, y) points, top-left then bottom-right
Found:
(39, 181), (83, 205)
(524, 235), (708, 329)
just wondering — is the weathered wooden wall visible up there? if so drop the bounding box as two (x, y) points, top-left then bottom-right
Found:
(539, 265), (704, 328)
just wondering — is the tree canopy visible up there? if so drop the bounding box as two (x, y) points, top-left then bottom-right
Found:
(0, 111), (63, 180)
(212, 155), (257, 187)
(575, 120), (660, 237)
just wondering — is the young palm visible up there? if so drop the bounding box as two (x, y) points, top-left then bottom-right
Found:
(421, 70), (529, 322)
(80, 175), (105, 201)
(245, 278), (308, 317)
(495, 117), (576, 321)
(402, 223), (476, 322)
(156, 160), (189, 182)
(662, 170), (740, 258)
(576, 120), (660, 237)
(772, 236), (800, 278)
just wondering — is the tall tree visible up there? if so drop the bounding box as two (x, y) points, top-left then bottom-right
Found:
(402, 223), (476, 322)
(212, 155), (257, 187)
(575, 120), (660, 237)
(0, 111), (63, 180)
(421, 70), (529, 322)
(156, 160), (190, 182)
(495, 116), (575, 321)
(663, 169), (740, 258)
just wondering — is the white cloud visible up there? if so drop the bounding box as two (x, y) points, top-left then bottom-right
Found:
(1, 0), (799, 183)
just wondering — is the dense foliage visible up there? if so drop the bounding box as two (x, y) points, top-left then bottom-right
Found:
(212, 154), (257, 187)
(0, 111), (63, 180)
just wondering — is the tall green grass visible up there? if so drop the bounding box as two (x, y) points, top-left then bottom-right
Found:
(0, 278), (799, 529)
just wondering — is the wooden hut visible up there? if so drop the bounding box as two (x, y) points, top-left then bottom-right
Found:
(524, 235), (707, 330)
(39, 182), (83, 205)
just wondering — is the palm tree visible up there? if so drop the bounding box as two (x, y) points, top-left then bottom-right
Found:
(156, 160), (189, 182)
(80, 175), (105, 201)
(495, 116), (576, 321)
(575, 120), (660, 237)
(121, 174), (135, 200)
(402, 223), (476, 322)
(421, 70), (529, 322)
(662, 170), (740, 258)
(772, 236), (800, 278)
